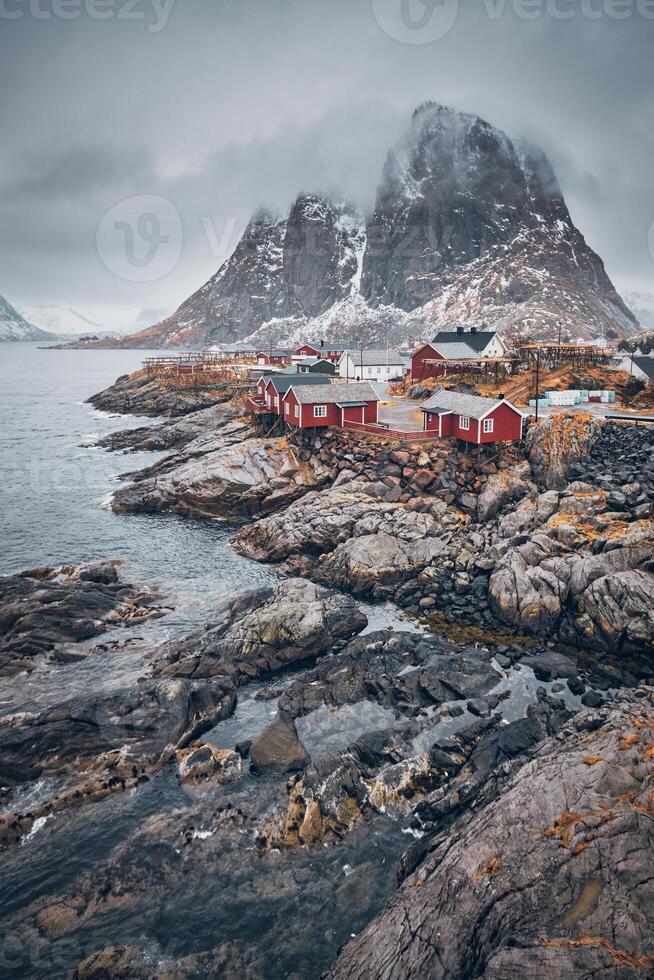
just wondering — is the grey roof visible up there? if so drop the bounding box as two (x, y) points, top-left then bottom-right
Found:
(633, 356), (654, 379)
(290, 382), (379, 405)
(262, 374), (331, 393)
(427, 341), (479, 360)
(421, 387), (520, 419)
(432, 330), (499, 354)
(257, 349), (293, 357)
(341, 349), (404, 366)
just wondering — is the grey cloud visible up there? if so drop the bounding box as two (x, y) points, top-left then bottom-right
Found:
(0, 0), (652, 310)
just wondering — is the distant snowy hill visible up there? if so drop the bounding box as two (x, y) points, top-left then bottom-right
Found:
(0, 294), (56, 341)
(102, 102), (639, 349)
(16, 303), (169, 338)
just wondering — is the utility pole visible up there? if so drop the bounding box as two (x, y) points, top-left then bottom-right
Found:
(360, 341), (364, 382)
(535, 348), (541, 422)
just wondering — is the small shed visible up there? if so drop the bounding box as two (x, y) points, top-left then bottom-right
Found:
(296, 357), (337, 376)
(421, 388), (523, 443)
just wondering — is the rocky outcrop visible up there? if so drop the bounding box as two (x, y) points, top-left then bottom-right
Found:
(328, 691), (654, 979)
(87, 370), (233, 416)
(94, 401), (242, 453)
(0, 562), (166, 675)
(150, 578), (367, 683)
(476, 461), (534, 521)
(176, 742), (243, 786)
(111, 432), (329, 519)
(526, 413), (602, 489)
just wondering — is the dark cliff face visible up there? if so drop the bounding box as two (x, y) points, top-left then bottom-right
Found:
(148, 195), (365, 347)
(124, 102), (636, 348)
(360, 102), (635, 333)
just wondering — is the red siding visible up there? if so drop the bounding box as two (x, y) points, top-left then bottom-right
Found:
(342, 405), (365, 425)
(364, 400), (378, 423)
(294, 344), (320, 357)
(411, 344), (444, 381)
(300, 401), (341, 428)
(479, 402), (523, 443)
(423, 404), (522, 443)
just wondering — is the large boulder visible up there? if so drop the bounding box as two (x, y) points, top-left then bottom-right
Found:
(150, 578), (368, 682)
(328, 691), (654, 979)
(476, 461), (534, 522)
(525, 414), (602, 490)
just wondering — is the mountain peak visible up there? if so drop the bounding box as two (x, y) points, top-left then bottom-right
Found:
(111, 101), (637, 349)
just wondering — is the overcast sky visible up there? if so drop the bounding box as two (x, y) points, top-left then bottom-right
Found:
(1, 0), (654, 322)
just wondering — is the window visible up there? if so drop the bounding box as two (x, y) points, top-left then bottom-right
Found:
(459, 416), (470, 430)
(285, 403), (289, 415)
(274, 396), (279, 409)
(483, 418), (494, 433)
(314, 405), (327, 418)
(294, 405), (299, 419)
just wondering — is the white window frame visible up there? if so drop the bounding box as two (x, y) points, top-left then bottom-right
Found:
(313, 405), (327, 418)
(274, 395), (279, 409)
(483, 418), (494, 434)
(294, 405), (299, 419)
(459, 415), (470, 431)
(285, 402), (289, 415)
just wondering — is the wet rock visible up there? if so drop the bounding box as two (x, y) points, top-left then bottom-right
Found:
(0, 562), (166, 675)
(151, 578), (367, 683)
(249, 718), (310, 775)
(328, 691), (654, 979)
(94, 401), (242, 453)
(521, 650), (578, 681)
(581, 690), (603, 708)
(176, 742), (243, 786)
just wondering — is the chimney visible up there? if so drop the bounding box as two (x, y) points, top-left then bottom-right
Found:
(498, 393), (505, 400)
(456, 326), (464, 335)
(470, 326), (478, 334)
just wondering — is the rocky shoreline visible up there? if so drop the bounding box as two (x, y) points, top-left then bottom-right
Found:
(2, 372), (653, 978)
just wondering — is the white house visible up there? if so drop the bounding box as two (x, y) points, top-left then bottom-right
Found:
(337, 350), (405, 382)
(432, 327), (507, 358)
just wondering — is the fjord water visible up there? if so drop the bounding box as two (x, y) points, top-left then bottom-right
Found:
(0, 343), (274, 620)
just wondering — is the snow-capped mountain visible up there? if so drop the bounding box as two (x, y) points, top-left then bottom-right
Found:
(0, 294), (55, 341)
(16, 303), (168, 337)
(116, 196), (366, 348)
(112, 102), (638, 349)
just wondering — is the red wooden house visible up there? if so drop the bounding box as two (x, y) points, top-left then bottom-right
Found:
(293, 342), (356, 363)
(256, 350), (293, 367)
(283, 382), (379, 429)
(421, 389), (523, 444)
(252, 374), (331, 414)
(411, 341), (479, 381)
